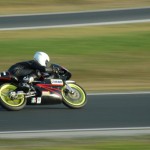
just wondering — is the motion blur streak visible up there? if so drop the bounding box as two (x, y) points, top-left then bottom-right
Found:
(0, 7), (150, 30)
(0, 19), (150, 31)
(0, 127), (150, 139)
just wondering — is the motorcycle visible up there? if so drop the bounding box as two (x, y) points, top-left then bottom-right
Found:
(0, 64), (87, 111)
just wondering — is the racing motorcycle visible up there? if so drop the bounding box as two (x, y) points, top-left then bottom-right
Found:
(0, 64), (87, 111)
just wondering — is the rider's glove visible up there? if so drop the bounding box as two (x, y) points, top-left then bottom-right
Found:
(45, 67), (53, 73)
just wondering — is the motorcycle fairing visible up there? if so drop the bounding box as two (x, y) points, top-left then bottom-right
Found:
(27, 83), (63, 105)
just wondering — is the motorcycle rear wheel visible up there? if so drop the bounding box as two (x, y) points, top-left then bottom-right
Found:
(0, 83), (26, 111)
(61, 83), (87, 109)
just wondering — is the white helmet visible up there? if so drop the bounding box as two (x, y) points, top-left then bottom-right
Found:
(33, 52), (50, 67)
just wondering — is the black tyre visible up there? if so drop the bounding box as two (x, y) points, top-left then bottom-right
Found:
(61, 83), (87, 109)
(0, 83), (26, 111)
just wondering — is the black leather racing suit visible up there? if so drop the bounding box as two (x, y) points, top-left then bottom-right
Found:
(8, 60), (52, 81)
(8, 60), (52, 92)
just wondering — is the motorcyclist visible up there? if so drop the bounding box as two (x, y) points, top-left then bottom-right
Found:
(8, 51), (52, 92)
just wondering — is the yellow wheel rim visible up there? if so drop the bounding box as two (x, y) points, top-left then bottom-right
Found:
(62, 84), (86, 106)
(0, 84), (25, 107)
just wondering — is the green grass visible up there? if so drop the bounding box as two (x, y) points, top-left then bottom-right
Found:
(0, 136), (150, 150)
(0, 23), (150, 91)
(0, 0), (150, 15)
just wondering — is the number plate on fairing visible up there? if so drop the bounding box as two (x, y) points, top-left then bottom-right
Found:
(51, 79), (63, 86)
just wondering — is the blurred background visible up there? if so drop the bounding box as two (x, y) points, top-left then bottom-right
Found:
(0, 0), (150, 15)
(0, 0), (150, 92)
(0, 0), (150, 149)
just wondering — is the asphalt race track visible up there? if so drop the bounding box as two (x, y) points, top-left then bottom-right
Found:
(0, 7), (150, 30)
(0, 93), (150, 132)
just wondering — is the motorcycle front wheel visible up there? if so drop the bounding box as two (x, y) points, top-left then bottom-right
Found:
(0, 83), (26, 111)
(61, 83), (87, 109)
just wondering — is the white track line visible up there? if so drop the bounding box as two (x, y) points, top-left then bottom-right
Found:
(1, 127), (150, 133)
(0, 127), (150, 138)
(87, 91), (150, 96)
(0, 19), (150, 31)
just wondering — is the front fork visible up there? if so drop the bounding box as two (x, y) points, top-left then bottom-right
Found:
(64, 81), (75, 94)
